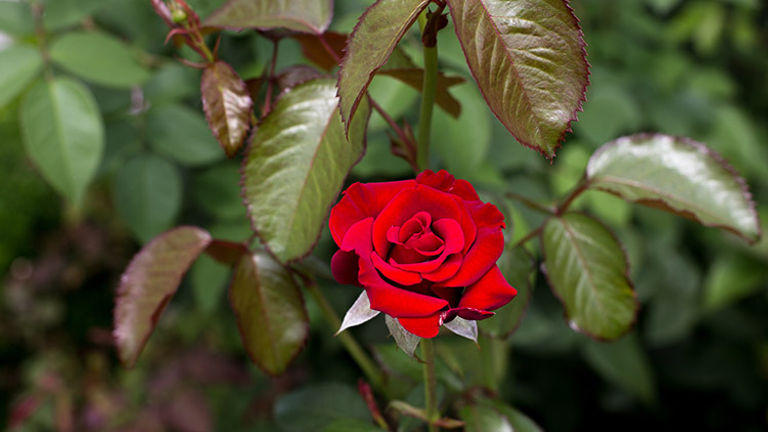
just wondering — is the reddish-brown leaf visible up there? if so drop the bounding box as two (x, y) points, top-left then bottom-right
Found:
(229, 252), (308, 375)
(114, 226), (212, 367)
(292, 31), (347, 71)
(201, 61), (253, 157)
(204, 0), (333, 34)
(337, 0), (431, 133)
(446, 0), (589, 158)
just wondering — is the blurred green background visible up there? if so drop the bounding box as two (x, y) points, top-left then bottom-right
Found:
(1, 0), (767, 430)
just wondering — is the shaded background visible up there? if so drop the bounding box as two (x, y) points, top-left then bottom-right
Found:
(1, 0), (767, 430)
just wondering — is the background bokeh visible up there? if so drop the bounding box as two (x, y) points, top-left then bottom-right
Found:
(1, 0), (767, 430)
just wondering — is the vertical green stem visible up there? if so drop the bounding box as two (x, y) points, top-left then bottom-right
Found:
(478, 333), (497, 392)
(304, 281), (384, 390)
(417, 12), (439, 172)
(421, 338), (439, 432)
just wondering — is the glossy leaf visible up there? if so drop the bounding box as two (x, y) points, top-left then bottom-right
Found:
(114, 154), (182, 243)
(49, 31), (150, 88)
(337, 0), (430, 132)
(20, 77), (104, 204)
(146, 104), (224, 167)
(460, 399), (542, 432)
(586, 134), (761, 243)
(443, 317), (478, 342)
(114, 226), (212, 367)
(0, 45), (43, 107)
(274, 383), (371, 432)
(446, 0), (589, 157)
(229, 251), (308, 375)
(201, 61), (253, 157)
(43, 0), (104, 30)
(480, 245), (534, 338)
(385, 315), (421, 357)
(242, 79), (368, 263)
(204, 0), (333, 34)
(377, 68), (464, 117)
(541, 213), (637, 340)
(337, 291), (380, 335)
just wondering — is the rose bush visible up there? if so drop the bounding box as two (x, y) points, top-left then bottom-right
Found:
(329, 170), (517, 338)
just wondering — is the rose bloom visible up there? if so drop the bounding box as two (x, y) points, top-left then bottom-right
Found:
(329, 170), (517, 338)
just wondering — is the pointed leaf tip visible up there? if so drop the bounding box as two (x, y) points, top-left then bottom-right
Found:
(586, 134), (761, 244)
(337, 0), (431, 133)
(443, 317), (478, 342)
(385, 315), (421, 357)
(229, 251), (309, 375)
(446, 0), (589, 158)
(114, 226), (212, 367)
(541, 213), (637, 340)
(337, 291), (381, 335)
(201, 61), (253, 158)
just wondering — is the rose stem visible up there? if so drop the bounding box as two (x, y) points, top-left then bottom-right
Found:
(416, 7), (440, 172)
(420, 338), (439, 432)
(304, 280), (384, 389)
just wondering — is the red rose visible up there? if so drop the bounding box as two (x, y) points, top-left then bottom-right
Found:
(329, 170), (517, 338)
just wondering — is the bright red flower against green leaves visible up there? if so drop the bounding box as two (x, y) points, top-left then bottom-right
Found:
(329, 170), (517, 338)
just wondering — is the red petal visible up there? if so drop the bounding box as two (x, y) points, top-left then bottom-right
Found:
(458, 265), (517, 311)
(371, 252), (422, 286)
(422, 253), (462, 282)
(416, 169), (480, 201)
(340, 217), (448, 317)
(372, 185), (470, 258)
(451, 307), (494, 320)
(329, 180), (415, 246)
(469, 202), (505, 229)
(398, 313), (445, 338)
(431, 218), (465, 254)
(331, 250), (359, 285)
(439, 227), (504, 287)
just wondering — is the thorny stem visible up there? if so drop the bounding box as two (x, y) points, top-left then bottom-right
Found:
(421, 338), (439, 432)
(261, 40), (280, 117)
(512, 226), (543, 249)
(505, 192), (555, 215)
(416, 8), (441, 172)
(556, 179), (591, 215)
(303, 279), (384, 390)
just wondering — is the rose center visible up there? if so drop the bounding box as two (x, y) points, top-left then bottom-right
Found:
(386, 211), (446, 264)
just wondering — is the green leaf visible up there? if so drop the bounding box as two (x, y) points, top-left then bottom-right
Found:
(49, 31), (150, 88)
(20, 77), (104, 204)
(385, 315), (421, 357)
(114, 154), (182, 243)
(190, 254), (229, 314)
(146, 104), (224, 167)
(229, 251), (308, 375)
(242, 78), (368, 263)
(0, 45), (43, 107)
(322, 419), (384, 432)
(460, 398), (542, 432)
(446, 0), (589, 158)
(274, 383), (371, 432)
(480, 245), (534, 338)
(703, 255), (768, 311)
(193, 162), (247, 220)
(337, 0), (431, 131)
(581, 333), (656, 403)
(541, 213), (638, 340)
(201, 61), (253, 158)
(586, 134), (761, 243)
(0, 1), (33, 36)
(460, 404), (512, 432)
(42, 0), (104, 30)
(114, 226), (212, 367)
(204, 0), (333, 34)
